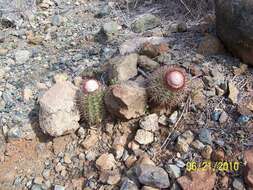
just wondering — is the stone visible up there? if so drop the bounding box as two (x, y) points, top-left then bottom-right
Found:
(219, 111), (228, 124)
(201, 145), (213, 159)
(120, 178), (138, 190)
(197, 34), (225, 55)
(103, 21), (121, 36)
(131, 14), (161, 33)
(192, 90), (206, 109)
(140, 42), (169, 58)
(53, 73), (68, 83)
(138, 55), (159, 71)
(15, 50), (30, 64)
(142, 187), (159, 190)
(51, 15), (62, 26)
(26, 31), (44, 45)
(177, 170), (216, 190)
(96, 153), (116, 171)
(135, 164), (170, 188)
(179, 130), (194, 144)
(54, 185), (65, 190)
(7, 127), (22, 140)
(211, 148), (225, 161)
(198, 128), (212, 145)
(119, 37), (168, 55)
(34, 176), (43, 185)
(39, 81), (80, 137)
(23, 87), (33, 102)
(104, 82), (147, 120)
(81, 130), (98, 150)
(168, 111), (178, 124)
(244, 149), (253, 188)
(99, 169), (121, 185)
(165, 164), (181, 178)
(135, 129), (154, 145)
(228, 82), (239, 104)
(0, 48), (8, 56)
(158, 115), (169, 126)
(191, 140), (205, 150)
(108, 54), (138, 82)
(215, 0), (253, 65)
(176, 137), (189, 153)
(139, 114), (159, 132)
(232, 178), (246, 190)
(63, 153), (72, 164)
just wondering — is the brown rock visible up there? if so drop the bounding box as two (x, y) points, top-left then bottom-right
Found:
(140, 42), (169, 58)
(99, 169), (121, 185)
(201, 145), (213, 159)
(104, 82), (147, 120)
(96, 153), (116, 171)
(211, 148), (225, 161)
(244, 149), (253, 188)
(81, 130), (98, 150)
(53, 135), (73, 155)
(215, 0), (253, 66)
(220, 176), (229, 189)
(138, 55), (159, 71)
(177, 170), (216, 190)
(197, 34), (225, 55)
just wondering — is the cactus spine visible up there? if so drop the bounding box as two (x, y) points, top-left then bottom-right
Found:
(148, 65), (188, 109)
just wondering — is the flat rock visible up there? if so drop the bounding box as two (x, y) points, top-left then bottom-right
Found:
(15, 50), (30, 64)
(39, 81), (80, 137)
(177, 170), (216, 190)
(135, 164), (170, 188)
(104, 82), (147, 120)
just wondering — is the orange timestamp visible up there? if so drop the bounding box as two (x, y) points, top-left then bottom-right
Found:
(186, 161), (240, 172)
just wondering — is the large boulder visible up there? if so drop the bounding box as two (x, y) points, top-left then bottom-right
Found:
(215, 0), (253, 66)
(39, 81), (80, 137)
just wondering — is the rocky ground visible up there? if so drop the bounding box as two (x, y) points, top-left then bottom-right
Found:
(0, 0), (253, 190)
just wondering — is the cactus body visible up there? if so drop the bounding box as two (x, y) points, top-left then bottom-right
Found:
(78, 79), (105, 126)
(148, 65), (188, 109)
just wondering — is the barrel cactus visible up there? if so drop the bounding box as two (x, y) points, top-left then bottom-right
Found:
(147, 65), (189, 110)
(78, 79), (105, 126)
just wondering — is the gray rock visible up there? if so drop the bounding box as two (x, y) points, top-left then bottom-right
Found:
(166, 164), (181, 178)
(131, 14), (161, 33)
(199, 128), (213, 145)
(215, 0), (253, 65)
(135, 164), (170, 188)
(54, 185), (65, 190)
(120, 178), (138, 190)
(39, 81), (80, 137)
(135, 129), (154, 145)
(108, 54), (138, 83)
(139, 114), (159, 132)
(51, 15), (62, 26)
(15, 50), (30, 64)
(138, 55), (159, 71)
(232, 178), (246, 190)
(103, 21), (121, 36)
(31, 184), (43, 190)
(7, 126), (22, 140)
(168, 111), (178, 124)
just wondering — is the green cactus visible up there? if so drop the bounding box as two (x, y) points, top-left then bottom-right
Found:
(147, 65), (189, 109)
(78, 80), (106, 126)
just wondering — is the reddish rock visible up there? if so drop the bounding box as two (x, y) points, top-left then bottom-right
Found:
(177, 170), (216, 190)
(140, 42), (169, 58)
(244, 149), (253, 188)
(104, 82), (147, 120)
(197, 34), (225, 55)
(211, 148), (225, 161)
